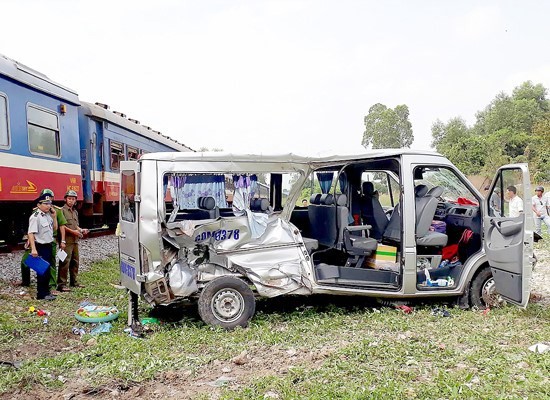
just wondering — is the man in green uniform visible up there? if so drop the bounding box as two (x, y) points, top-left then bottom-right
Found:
(20, 189), (67, 290)
(57, 190), (88, 291)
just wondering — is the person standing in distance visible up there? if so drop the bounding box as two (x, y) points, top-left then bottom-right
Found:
(57, 190), (88, 292)
(27, 192), (58, 300)
(532, 186), (550, 235)
(506, 185), (523, 218)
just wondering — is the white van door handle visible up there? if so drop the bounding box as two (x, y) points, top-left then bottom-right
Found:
(120, 233), (126, 239)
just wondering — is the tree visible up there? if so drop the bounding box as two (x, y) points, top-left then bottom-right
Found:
(432, 81), (550, 180)
(529, 117), (550, 182)
(362, 103), (414, 149)
(431, 117), (486, 175)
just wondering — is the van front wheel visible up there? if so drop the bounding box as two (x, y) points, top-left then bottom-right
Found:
(470, 267), (505, 309)
(198, 276), (256, 329)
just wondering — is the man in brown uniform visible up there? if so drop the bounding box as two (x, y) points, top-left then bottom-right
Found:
(57, 190), (88, 292)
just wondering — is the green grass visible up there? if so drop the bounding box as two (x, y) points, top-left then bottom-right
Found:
(0, 246), (549, 399)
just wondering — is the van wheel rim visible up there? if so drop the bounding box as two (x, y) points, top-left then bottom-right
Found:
(481, 278), (504, 307)
(211, 289), (244, 323)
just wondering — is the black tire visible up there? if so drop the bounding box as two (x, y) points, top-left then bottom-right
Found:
(198, 276), (256, 330)
(469, 267), (505, 309)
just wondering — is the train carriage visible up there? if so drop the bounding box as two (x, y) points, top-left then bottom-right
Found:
(0, 54), (82, 241)
(0, 53), (192, 243)
(78, 101), (192, 227)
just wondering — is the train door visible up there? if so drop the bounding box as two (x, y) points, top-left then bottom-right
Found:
(119, 161), (140, 294)
(484, 164), (533, 307)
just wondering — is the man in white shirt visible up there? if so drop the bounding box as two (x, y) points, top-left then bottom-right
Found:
(506, 185), (523, 218)
(532, 186), (550, 235)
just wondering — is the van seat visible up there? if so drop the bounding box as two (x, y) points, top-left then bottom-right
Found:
(302, 237), (319, 253)
(251, 198), (269, 212)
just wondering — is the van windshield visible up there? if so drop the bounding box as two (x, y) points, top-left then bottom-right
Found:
(415, 167), (478, 204)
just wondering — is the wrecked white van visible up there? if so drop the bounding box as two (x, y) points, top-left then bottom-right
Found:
(119, 151), (535, 329)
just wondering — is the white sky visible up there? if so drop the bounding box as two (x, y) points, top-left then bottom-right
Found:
(2, 0), (550, 154)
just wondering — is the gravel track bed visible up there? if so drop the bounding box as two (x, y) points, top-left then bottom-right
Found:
(0, 236), (548, 305)
(0, 236), (118, 284)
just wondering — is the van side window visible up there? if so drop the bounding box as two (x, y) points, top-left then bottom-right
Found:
(361, 171), (400, 209)
(0, 93), (9, 148)
(110, 141), (123, 171)
(489, 169), (524, 218)
(121, 171), (136, 223)
(27, 104), (60, 157)
(164, 172), (303, 221)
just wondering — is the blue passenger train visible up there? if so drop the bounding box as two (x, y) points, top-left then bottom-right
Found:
(0, 54), (192, 243)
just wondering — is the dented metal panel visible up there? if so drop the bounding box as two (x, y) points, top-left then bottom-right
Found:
(134, 157), (317, 304)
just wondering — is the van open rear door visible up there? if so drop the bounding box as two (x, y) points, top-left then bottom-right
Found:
(119, 161), (140, 294)
(483, 163), (534, 307)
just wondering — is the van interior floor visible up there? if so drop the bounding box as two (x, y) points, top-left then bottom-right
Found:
(314, 263), (400, 288)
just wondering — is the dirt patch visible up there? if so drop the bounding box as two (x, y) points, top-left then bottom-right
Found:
(3, 345), (335, 400)
(531, 246), (550, 305)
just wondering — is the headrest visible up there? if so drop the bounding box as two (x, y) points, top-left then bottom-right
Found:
(250, 198), (269, 212)
(336, 194), (347, 206)
(415, 184), (429, 198)
(362, 181), (375, 196)
(427, 186), (444, 198)
(310, 193), (322, 205)
(197, 196), (216, 210)
(320, 193), (334, 205)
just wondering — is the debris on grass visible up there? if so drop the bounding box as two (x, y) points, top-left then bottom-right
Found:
(528, 343), (550, 354)
(72, 327), (86, 336)
(90, 322), (113, 336)
(431, 307), (451, 317)
(231, 350), (249, 365)
(141, 317), (159, 325)
(207, 376), (235, 387)
(0, 360), (22, 369)
(395, 305), (413, 314)
(123, 327), (143, 339)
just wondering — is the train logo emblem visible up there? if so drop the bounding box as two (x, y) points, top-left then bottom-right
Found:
(10, 180), (38, 194)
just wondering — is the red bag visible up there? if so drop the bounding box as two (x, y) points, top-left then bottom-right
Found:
(441, 229), (473, 260)
(442, 244), (458, 260)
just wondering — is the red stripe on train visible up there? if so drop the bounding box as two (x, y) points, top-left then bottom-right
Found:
(100, 181), (120, 202)
(0, 166), (83, 201)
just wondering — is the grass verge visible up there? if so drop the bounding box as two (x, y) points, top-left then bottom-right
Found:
(0, 249), (548, 398)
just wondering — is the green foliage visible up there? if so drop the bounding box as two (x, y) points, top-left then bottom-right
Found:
(529, 117), (550, 182)
(362, 103), (414, 149)
(431, 118), (486, 175)
(432, 81), (550, 181)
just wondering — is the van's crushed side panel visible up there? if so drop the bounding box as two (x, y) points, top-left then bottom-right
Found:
(164, 214), (312, 298)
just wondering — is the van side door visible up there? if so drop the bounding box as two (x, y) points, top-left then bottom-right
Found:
(119, 160), (140, 294)
(483, 163), (534, 307)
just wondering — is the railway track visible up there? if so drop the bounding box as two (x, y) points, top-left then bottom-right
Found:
(0, 227), (115, 254)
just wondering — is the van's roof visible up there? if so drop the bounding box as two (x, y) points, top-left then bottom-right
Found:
(140, 149), (441, 164)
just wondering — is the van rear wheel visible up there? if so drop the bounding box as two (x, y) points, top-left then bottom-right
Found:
(470, 267), (505, 309)
(198, 276), (256, 330)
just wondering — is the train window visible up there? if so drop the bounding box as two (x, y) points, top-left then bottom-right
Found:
(27, 104), (59, 157)
(110, 141), (124, 171)
(127, 146), (139, 161)
(0, 94), (8, 147)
